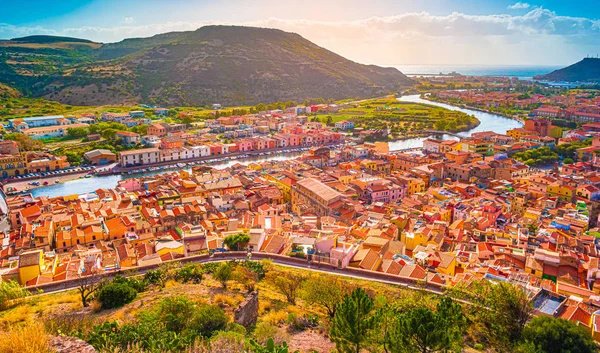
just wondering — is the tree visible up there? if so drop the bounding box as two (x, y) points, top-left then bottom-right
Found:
(450, 281), (532, 351)
(223, 233), (250, 251)
(387, 296), (466, 353)
(232, 266), (258, 292)
(563, 157), (574, 164)
(66, 127), (89, 138)
(302, 275), (350, 318)
(101, 128), (118, 140)
(65, 151), (82, 165)
(267, 271), (305, 305)
(96, 282), (137, 309)
(521, 316), (597, 353)
(330, 287), (379, 353)
(213, 262), (233, 288)
(75, 272), (104, 308)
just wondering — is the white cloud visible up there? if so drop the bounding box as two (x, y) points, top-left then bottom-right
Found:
(1, 8), (598, 65)
(508, 2), (530, 10)
(124, 17), (135, 24)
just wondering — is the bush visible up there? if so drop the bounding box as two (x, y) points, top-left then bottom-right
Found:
(158, 296), (195, 333)
(97, 282), (137, 309)
(190, 304), (229, 338)
(175, 263), (203, 284)
(213, 262), (233, 288)
(144, 268), (166, 287)
(112, 274), (147, 293)
(0, 280), (28, 311)
(210, 331), (247, 352)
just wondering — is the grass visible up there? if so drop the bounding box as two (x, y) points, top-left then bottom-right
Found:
(310, 95), (477, 135)
(0, 320), (53, 353)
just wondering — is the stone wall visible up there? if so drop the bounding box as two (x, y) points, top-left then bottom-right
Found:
(234, 290), (259, 327)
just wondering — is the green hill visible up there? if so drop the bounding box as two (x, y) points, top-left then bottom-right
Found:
(0, 26), (412, 106)
(536, 58), (600, 82)
(10, 35), (96, 44)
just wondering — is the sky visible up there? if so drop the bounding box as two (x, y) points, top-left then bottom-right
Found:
(1, 0), (599, 66)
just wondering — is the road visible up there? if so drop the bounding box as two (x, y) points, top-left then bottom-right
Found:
(31, 252), (446, 297)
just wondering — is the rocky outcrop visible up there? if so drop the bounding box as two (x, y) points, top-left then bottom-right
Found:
(49, 336), (96, 353)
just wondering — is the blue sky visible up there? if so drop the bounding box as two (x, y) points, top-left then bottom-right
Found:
(1, 0), (599, 66)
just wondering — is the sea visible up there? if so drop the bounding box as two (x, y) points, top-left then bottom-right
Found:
(392, 64), (564, 80)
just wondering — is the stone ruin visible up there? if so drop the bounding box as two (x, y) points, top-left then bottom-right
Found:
(234, 290), (259, 327)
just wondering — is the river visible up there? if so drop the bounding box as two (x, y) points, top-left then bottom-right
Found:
(27, 94), (522, 199)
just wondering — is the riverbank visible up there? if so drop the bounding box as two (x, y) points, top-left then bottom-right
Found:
(14, 94), (523, 198)
(4, 171), (94, 195)
(423, 94), (525, 124)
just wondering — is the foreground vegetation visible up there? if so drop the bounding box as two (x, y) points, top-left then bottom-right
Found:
(1, 260), (597, 353)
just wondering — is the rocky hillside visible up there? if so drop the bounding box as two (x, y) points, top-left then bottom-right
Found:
(536, 58), (600, 82)
(0, 26), (412, 106)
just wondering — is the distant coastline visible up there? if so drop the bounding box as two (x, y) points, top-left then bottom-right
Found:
(394, 64), (563, 79)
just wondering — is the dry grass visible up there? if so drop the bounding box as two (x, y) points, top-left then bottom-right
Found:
(0, 321), (53, 353)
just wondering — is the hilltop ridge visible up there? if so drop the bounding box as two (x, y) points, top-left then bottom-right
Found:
(536, 58), (600, 82)
(0, 26), (412, 106)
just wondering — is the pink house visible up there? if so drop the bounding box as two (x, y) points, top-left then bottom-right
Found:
(236, 139), (253, 152)
(118, 178), (142, 192)
(366, 183), (403, 204)
(287, 134), (301, 146)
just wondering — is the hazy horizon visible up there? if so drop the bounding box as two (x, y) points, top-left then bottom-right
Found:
(2, 0), (599, 67)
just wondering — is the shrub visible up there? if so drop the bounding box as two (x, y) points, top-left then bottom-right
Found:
(0, 280), (28, 311)
(158, 296), (196, 333)
(97, 282), (137, 309)
(214, 293), (238, 307)
(190, 304), (229, 338)
(144, 268), (166, 287)
(210, 331), (247, 352)
(254, 322), (289, 346)
(175, 263), (203, 284)
(213, 262), (233, 288)
(112, 274), (147, 293)
(241, 259), (268, 280)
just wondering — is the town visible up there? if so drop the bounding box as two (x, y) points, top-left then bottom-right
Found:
(4, 84), (600, 346)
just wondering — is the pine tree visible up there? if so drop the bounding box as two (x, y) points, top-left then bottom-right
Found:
(330, 287), (378, 353)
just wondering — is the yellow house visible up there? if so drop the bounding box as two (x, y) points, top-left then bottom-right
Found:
(523, 208), (541, 221)
(407, 177), (425, 195)
(18, 249), (45, 285)
(437, 252), (457, 276)
(546, 183), (574, 202)
(525, 256), (544, 278)
(506, 128), (530, 140)
(401, 230), (428, 253)
(156, 240), (185, 256)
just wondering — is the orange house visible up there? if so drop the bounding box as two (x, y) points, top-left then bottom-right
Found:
(105, 217), (128, 240)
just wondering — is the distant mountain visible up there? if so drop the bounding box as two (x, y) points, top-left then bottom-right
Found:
(10, 35), (96, 44)
(536, 58), (600, 82)
(0, 26), (412, 106)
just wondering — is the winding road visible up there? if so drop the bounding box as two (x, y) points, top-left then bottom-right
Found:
(30, 251), (445, 296)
